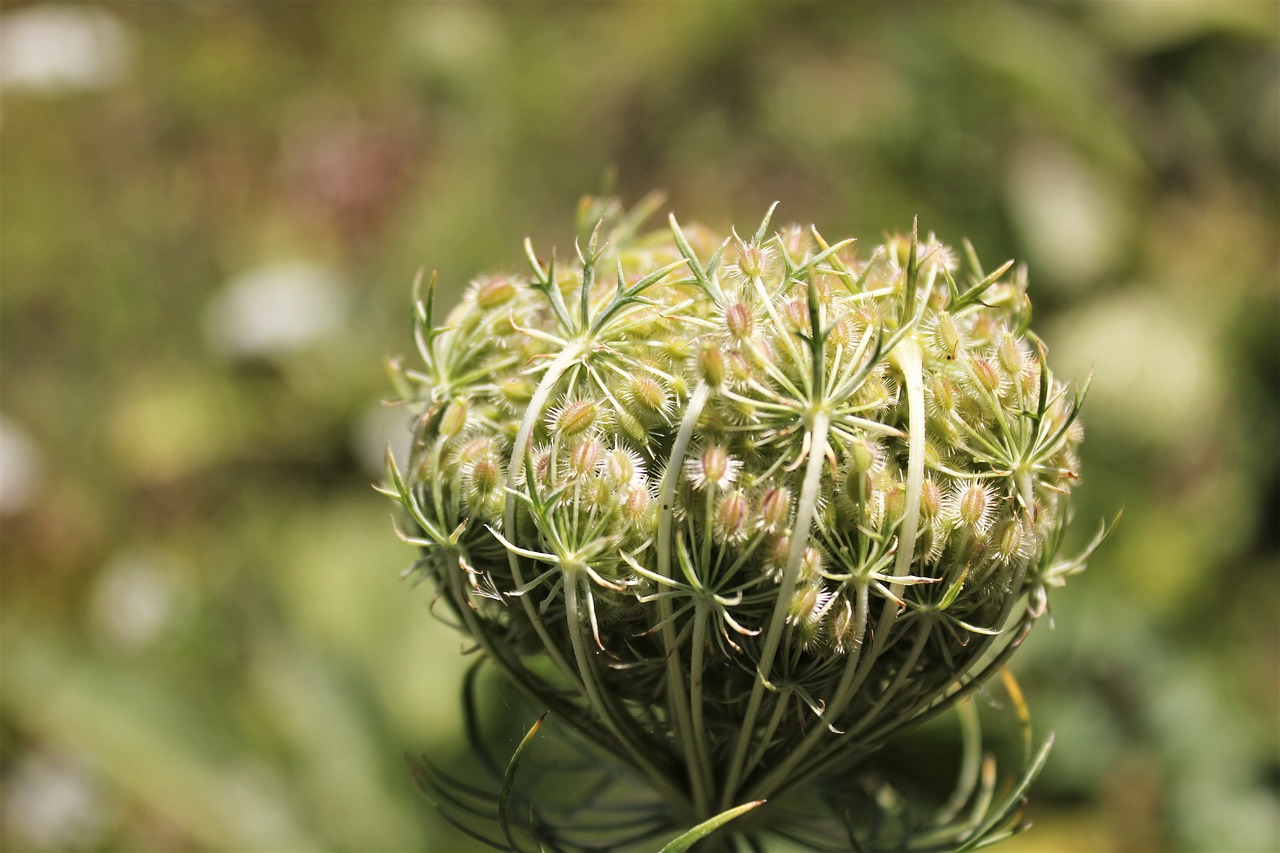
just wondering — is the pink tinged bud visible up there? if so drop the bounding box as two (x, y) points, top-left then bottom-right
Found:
(624, 486), (651, 521)
(727, 352), (753, 382)
(455, 436), (492, 466)
(766, 536), (792, 578)
(569, 439), (603, 477)
(971, 357), (1003, 395)
(715, 489), (750, 542)
(780, 224), (808, 258)
(758, 486), (791, 532)
(690, 444), (739, 491)
(533, 449), (554, 486)
(737, 244), (767, 279)
(828, 316), (856, 347)
(784, 298), (810, 332)
(725, 302), (755, 341)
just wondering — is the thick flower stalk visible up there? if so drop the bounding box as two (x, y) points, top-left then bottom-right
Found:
(384, 197), (1103, 851)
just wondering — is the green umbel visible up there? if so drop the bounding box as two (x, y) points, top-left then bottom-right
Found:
(385, 197), (1097, 850)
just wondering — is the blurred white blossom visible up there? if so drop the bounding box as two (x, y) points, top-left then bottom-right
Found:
(203, 262), (346, 360)
(0, 6), (131, 95)
(1006, 141), (1127, 287)
(0, 416), (42, 514)
(2, 753), (108, 851)
(354, 403), (413, 480)
(90, 549), (187, 651)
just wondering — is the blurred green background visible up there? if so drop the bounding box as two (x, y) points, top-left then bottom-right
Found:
(2, 2), (1277, 850)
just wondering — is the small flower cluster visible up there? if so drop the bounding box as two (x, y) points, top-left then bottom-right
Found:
(384, 197), (1097, 848)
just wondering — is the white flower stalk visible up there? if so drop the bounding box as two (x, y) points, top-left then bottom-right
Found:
(384, 196), (1109, 852)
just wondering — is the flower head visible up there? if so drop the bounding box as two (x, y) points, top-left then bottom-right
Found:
(385, 198), (1100, 852)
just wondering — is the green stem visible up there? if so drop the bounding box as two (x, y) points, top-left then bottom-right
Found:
(689, 601), (713, 805)
(563, 575), (692, 817)
(502, 342), (587, 687)
(748, 579), (869, 799)
(657, 383), (713, 817)
(756, 338), (927, 794)
(721, 409), (831, 809)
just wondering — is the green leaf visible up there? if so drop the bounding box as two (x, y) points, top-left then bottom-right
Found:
(657, 799), (765, 853)
(499, 713), (547, 852)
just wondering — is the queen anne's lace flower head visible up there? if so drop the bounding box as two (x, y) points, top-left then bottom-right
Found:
(383, 197), (1109, 851)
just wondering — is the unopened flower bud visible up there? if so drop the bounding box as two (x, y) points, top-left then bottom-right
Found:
(954, 483), (995, 532)
(993, 517), (1029, 564)
(468, 456), (502, 498)
(500, 376), (535, 406)
(602, 447), (643, 488)
(714, 489), (750, 542)
(699, 345), (726, 387)
(552, 398), (601, 435)
(970, 357), (1004, 396)
(758, 486), (791, 532)
(473, 275), (517, 309)
(725, 303), (755, 342)
(439, 398), (469, 438)
(920, 477), (943, 520)
(935, 312), (963, 360)
(569, 439), (603, 477)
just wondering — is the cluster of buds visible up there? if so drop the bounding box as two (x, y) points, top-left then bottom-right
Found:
(384, 197), (1098, 850)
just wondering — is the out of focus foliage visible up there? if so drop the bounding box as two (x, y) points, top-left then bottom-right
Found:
(1, 2), (1276, 851)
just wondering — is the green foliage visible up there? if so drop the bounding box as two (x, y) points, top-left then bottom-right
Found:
(3, 3), (1275, 851)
